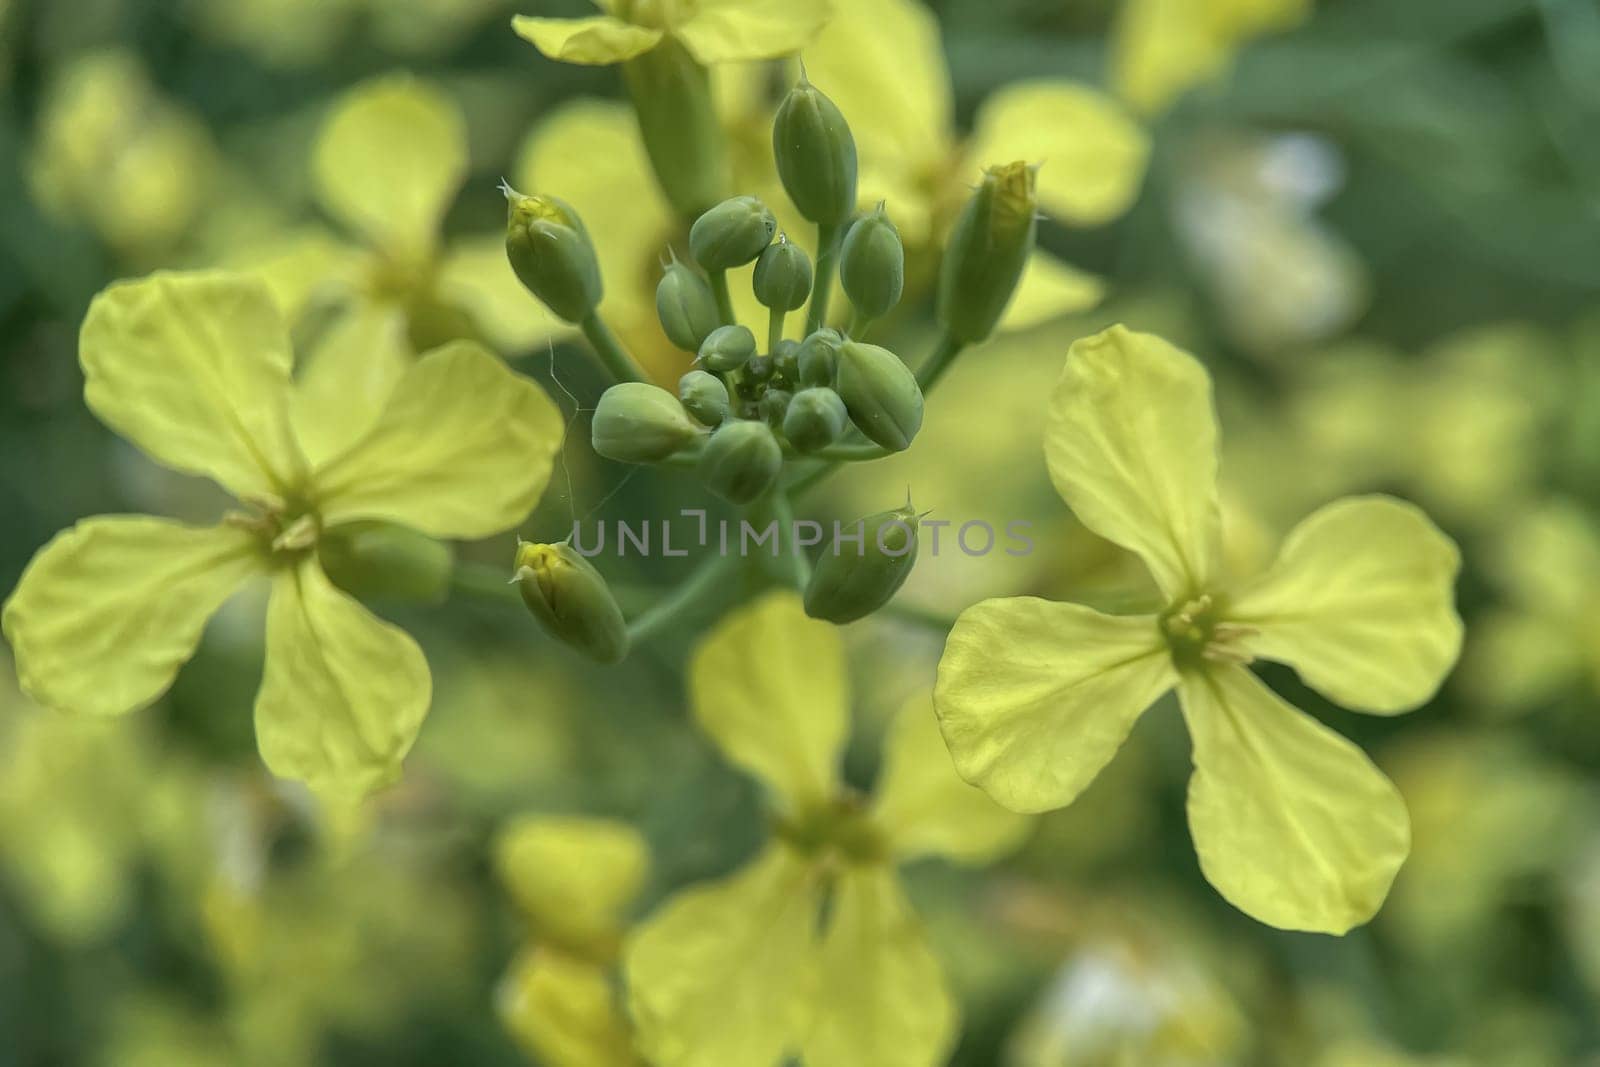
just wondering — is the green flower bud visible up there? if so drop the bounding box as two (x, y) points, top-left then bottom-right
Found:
(772, 77), (858, 226)
(743, 352), (775, 384)
(698, 419), (782, 504)
(782, 387), (848, 453)
(504, 188), (603, 324)
(752, 234), (813, 311)
(656, 261), (721, 353)
(772, 339), (801, 388)
(620, 37), (728, 220)
(759, 388), (793, 428)
(698, 323), (757, 373)
(834, 340), (924, 452)
(798, 328), (843, 387)
(937, 160), (1039, 344)
(678, 369), (730, 427)
(690, 195), (777, 271)
(515, 541), (629, 665)
(319, 520), (452, 603)
(592, 382), (703, 463)
(839, 204), (904, 321)
(803, 501), (919, 624)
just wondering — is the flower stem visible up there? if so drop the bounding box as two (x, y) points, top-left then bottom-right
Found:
(709, 269), (737, 327)
(626, 553), (740, 645)
(579, 313), (650, 383)
(915, 330), (966, 393)
(449, 560), (520, 606)
(766, 490), (811, 591)
(767, 306), (786, 353)
(806, 221), (842, 335)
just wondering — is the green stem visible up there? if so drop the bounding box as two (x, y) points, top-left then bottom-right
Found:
(580, 313), (650, 383)
(626, 554), (740, 645)
(767, 491), (811, 591)
(915, 330), (966, 393)
(848, 309), (872, 340)
(767, 306), (786, 353)
(709, 270), (737, 327)
(881, 599), (959, 632)
(780, 440), (889, 462)
(449, 560), (520, 606)
(805, 221), (842, 335)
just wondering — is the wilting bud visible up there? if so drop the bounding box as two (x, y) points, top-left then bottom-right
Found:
(937, 161), (1039, 344)
(620, 38), (728, 220)
(834, 341), (924, 451)
(678, 369), (730, 427)
(753, 234), (814, 311)
(656, 260), (721, 352)
(773, 77), (858, 226)
(783, 387), (848, 453)
(698, 419), (782, 504)
(515, 541), (629, 665)
(319, 521), (452, 603)
(803, 500), (919, 624)
(592, 382), (703, 463)
(690, 196), (777, 271)
(839, 204), (904, 321)
(758, 388), (793, 428)
(698, 323), (757, 372)
(504, 189), (603, 324)
(771, 339), (800, 388)
(798, 328), (843, 387)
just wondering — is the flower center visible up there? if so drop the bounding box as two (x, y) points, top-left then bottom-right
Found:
(1160, 593), (1254, 671)
(773, 790), (887, 867)
(227, 499), (321, 560)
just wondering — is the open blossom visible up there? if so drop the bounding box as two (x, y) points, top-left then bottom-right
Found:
(512, 0), (831, 67)
(3, 270), (564, 801)
(935, 325), (1463, 934)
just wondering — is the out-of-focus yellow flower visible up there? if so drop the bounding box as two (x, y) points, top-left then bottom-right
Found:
(512, 0), (829, 67)
(2, 270), (564, 802)
(28, 49), (219, 259)
(935, 326), (1463, 934)
(803, 0), (1149, 331)
(1113, 0), (1312, 115)
(624, 592), (1029, 1067)
(494, 816), (649, 1066)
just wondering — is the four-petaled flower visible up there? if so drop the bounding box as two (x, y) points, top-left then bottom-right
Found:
(934, 325), (1463, 934)
(2, 270), (564, 802)
(625, 592), (1029, 1067)
(513, 0), (830, 67)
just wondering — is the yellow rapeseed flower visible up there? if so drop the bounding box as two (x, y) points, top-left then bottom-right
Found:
(934, 326), (1463, 934)
(1113, 0), (1312, 115)
(2, 270), (564, 802)
(512, 0), (830, 67)
(624, 592), (1029, 1067)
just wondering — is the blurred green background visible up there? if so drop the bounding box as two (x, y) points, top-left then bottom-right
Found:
(3, 0), (1600, 1064)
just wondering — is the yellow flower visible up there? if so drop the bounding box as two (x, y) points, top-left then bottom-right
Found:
(934, 326), (1463, 934)
(512, 0), (830, 67)
(2, 270), (564, 802)
(494, 815), (649, 1067)
(1113, 0), (1312, 115)
(624, 592), (1029, 1067)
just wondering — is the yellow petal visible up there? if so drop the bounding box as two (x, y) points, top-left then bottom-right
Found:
(689, 591), (848, 812)
(312, 341), (565, 541)
(1178, 666), (1410, 934)
(79, 271), (305, 503)
(1228, 496), (1463, 714)
(312, 75), (466, 258)
(512, 14), (663, 64)
(933, 597), (1176, 814)
(802, 866), (955, 1067)
(254, 557), (431, 799)
(967, 80), (1148, 226)
(291, 302), (413, 469)
(673, 0), (831, 64)
(498, 948), (640, 1067)
(1113, 0), (1309, 115)
(436, 235), (571, 354)
(3, 518), (263, 717)
(1044, 325), (1223, 599)
(625, 845), (819, 1067)
(871, 693), (1030, 864)
(998, 252), (1105, 333)
(494, 815), (649, 950)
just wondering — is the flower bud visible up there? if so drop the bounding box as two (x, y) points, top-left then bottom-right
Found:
(782, 387), (848, 453)
(698, 419), (782, 504)
(772, 77), (858, 226)
(690, 196), (777, 271)
(758, 388), (793, 428)
(753, 234), (813, 312)
(698, 323), (757, 372)
(620, 38), (728, 220)
(515, 541), (629, 665)
(803, 501), (919, 624)
(656, 261), (720, 352)
(678, 369), (729, 427)
(504, 189), (603, 324)
(797, 328), (843, 387)
(834, 341), (924, 452)
(592, 382), (702, 463)
(839, 204), (904, 321)
(937, 161), (1039, 344)
(319, 520), (453, 603)
(771, 339), (801, 388)
(743, 352), (775, 385)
